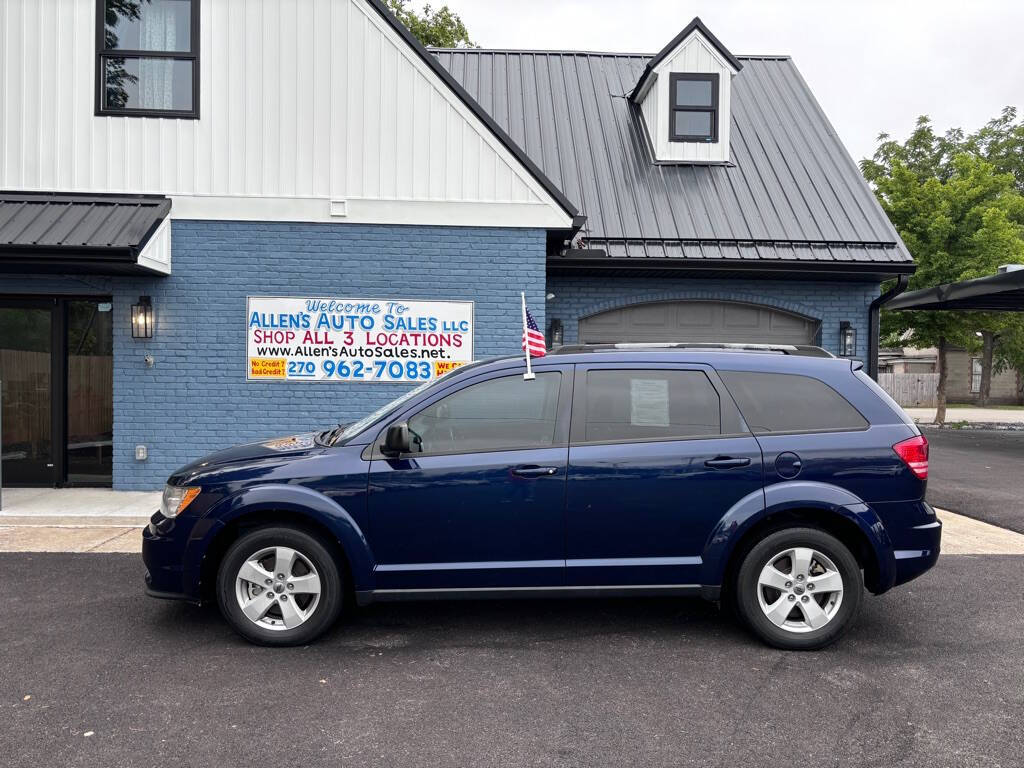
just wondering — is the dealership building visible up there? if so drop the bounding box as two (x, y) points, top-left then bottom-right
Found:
(0, 1), (913, 490)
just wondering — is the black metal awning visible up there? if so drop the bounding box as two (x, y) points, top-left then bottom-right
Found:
(0, 192), (171, 275)
(886, 268), (1024, 312)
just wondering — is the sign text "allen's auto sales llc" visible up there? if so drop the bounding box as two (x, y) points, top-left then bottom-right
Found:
(246, 297), (473, 382)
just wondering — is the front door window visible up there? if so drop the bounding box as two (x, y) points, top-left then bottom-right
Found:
(66, 301), (114, 484)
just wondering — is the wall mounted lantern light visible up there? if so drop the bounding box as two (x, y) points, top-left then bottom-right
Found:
(839, 320), (856, 357)
(131, 296), (154, 339)
(548, 318), (564, 348)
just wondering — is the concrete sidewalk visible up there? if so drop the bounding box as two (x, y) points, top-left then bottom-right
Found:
(0, 487), (157, 527)
(905, 406), (1024, 425)
(2, 509), (1022, 556)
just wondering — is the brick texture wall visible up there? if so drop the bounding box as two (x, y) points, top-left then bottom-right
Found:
(546, 276), (880, 360)
(3, 221), (547, 489)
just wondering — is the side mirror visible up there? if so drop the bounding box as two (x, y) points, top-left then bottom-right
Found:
(382, 422), (412, 456)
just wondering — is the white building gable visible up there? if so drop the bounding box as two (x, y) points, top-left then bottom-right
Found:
(0, 0), (574, 229)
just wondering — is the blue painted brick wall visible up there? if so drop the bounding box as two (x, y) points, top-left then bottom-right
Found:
(3, 221), (547, 490)
(546, 276), (879, 360)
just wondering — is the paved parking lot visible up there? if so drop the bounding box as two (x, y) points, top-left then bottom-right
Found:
(925, 428), (1024, 533)
(2, 552), (1022, 768)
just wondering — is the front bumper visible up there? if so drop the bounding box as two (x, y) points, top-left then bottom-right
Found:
(142, 510), (202, 602)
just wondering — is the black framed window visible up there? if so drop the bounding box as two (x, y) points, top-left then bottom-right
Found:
(669, 72), (718, 143)
(96, 0), (199, 118)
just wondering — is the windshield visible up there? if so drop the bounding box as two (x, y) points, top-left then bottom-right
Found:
(329, 379), (436, 445)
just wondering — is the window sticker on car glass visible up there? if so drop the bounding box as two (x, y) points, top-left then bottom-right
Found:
(630, 378), (670, 427)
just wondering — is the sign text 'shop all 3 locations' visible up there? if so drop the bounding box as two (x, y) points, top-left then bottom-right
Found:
(247, 297), (474, 382)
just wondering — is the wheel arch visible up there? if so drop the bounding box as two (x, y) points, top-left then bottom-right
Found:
(702, 482), (896, 597)
(188, 485), (377, 601)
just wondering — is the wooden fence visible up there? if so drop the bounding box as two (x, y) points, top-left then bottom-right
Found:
(878, 372), (939, 408)
(1, 350), (113, 445)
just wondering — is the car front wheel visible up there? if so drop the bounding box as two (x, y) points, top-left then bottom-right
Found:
(216, 526), (343, 646)
(735, 527), (863, 650)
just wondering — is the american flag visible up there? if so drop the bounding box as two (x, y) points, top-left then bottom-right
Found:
(522, 305), (547, 358)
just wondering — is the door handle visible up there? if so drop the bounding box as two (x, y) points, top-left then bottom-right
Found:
(704, 456), (751, 469)
(511, 465), (559, 478)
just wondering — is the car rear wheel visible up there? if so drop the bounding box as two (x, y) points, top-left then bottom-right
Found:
(735, 527), (863, 650)
(216, 526), (343, 646)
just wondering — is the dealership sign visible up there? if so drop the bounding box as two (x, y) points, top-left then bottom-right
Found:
(246, 297), (473, 382)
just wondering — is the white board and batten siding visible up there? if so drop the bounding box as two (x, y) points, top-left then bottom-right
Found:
(638, 30), (737, 164)
(0, 0), (572, 229)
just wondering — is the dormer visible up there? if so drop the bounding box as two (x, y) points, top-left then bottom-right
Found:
(631, 18), (742, 164)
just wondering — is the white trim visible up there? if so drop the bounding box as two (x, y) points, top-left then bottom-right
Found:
(168, 194), (569, 228)
(135, 217), (172, 275)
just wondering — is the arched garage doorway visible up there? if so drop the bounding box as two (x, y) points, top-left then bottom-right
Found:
(578, 300), (820, 345)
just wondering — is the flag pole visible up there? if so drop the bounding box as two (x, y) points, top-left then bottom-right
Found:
(521, 291), (535, 380)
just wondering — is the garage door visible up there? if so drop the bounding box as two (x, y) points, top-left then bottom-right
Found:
(579, 301), (818, 345)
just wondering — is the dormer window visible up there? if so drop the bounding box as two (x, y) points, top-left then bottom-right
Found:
(669, 73), (719, 143)
(631, 18), (740, 163)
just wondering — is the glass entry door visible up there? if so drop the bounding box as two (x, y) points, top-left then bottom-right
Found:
(66, 300), (114, 484)
(0, 301), (56, 485)
(0, 297), (114, 487)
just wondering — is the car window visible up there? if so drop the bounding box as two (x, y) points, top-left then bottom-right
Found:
(720, 371), (868, 433)
(582, 369), (721, 442)
(407, 372), (561, 454)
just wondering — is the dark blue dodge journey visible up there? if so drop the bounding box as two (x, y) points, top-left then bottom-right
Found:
(143, 344), (940, 650)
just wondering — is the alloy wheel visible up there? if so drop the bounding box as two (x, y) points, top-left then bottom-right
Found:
(755, 546), (844, 634)
(234, 546), (322, 631)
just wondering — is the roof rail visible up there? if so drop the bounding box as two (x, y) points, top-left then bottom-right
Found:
(549, 342), (835, 358)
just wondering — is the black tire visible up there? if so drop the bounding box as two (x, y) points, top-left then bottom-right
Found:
(216, 526), (343, 647)
(735, 527), (863, 651)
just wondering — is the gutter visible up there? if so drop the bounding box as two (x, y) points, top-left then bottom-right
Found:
(868, 274), (909, 379)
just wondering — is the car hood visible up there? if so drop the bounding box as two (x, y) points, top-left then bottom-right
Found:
(170, 432), (324, 484)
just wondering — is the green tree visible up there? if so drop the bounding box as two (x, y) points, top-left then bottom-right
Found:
(384, 0), (476, 48)
(863, 132), (1024, 420)
(963, 107), (1024, 193)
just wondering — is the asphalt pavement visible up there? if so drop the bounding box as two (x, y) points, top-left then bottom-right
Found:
(2, 553), (1023, 768)
(925, 427), (1024, 534)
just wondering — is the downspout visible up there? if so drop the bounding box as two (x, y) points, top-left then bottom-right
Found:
(868, 274), (909, 380)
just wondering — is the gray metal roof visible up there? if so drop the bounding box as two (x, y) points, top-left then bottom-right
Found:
(0, 192), (170, 274)
(432, 49), (913, 270)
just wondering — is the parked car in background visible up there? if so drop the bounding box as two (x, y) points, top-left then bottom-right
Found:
(143, 344), (939, 650)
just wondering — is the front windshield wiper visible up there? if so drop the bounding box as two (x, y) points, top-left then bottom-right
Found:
(318, 423), (351, 446)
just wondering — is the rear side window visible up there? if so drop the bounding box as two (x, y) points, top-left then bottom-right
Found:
(582, 369), (721, 442)
(720, 371), (868, 434)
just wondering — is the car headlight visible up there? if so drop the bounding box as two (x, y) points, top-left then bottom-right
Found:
(160, 485), (201, 518)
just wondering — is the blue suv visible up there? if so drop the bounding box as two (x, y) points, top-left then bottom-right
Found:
(143, 344), (940, 650)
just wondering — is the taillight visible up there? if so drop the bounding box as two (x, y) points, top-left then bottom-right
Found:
(893, 435), (928, 479)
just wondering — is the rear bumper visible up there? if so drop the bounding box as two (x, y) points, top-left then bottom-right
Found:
(879, 500), (941, 589)
(891, 517), (941, 587)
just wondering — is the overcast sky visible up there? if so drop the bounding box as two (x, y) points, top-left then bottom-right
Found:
(441, 0), (1024, 164)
